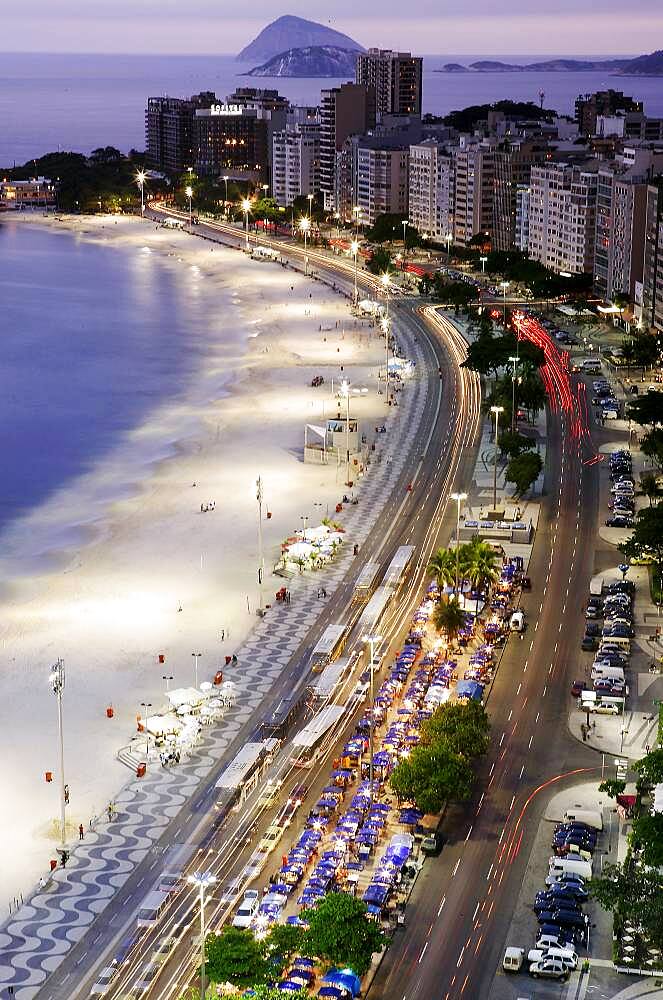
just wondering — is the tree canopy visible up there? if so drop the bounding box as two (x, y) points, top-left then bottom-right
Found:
(432, 597), (467, 644)
(205, 927), (269, 987)
(301, 893), (385, 975)
(628, 392), (663, 427)
(619, 503), (663, 591)
(505, 450), (543, 496)
(590, 860), (663, 949)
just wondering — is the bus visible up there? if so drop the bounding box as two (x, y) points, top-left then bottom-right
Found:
(260, 692), (306, 740)
(383, 545), (415, 591)
(309, 656), (354, 702)
(357, 585), (393, 638)
(136, 890), (172, 928)
(352, 561), (382, 604)
(310, 623), (349, 673)
(214, 739), (279, 804)
(291, 703), (348, 768)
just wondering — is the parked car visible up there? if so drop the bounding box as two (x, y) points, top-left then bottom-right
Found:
(529, 957), (569, 980)
(581, 636), (598, 651)
(606, 516), (634, 528)
(232, 890), (259, 929)
(90, 967), (119, 997)
(571, 680), (588, 697)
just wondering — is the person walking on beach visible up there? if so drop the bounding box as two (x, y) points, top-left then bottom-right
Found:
(79, 824), (84, 840)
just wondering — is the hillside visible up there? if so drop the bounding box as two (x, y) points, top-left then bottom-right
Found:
(246, 45), (359, 78)
(617, 49), (663, 75)
(237, 14), (363, 63)
(439, 57), (629, 73)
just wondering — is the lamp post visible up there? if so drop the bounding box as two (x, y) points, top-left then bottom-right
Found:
(341, 379), (352, 486)
(185, 185), (193, 227)
(307, 192), (314, 218)
(490, 405), (504, 513)
(508, 355), (519, 434)
(299, 216), (310, 273)
(140, 701), (152, 762)
(450, 492), (468, 595)
(222, 176), (229, 217)
(188, 871), (218, 1000)
(381, 272), (391, 402)
(191, 652), (202, 688)
(362, 634), (383, 807)
(242, 198), (251, 250)
(135, 170), (146, 216)
(350, 239), (360, 307)
(445, 231), (452, 257)
(500, 280), (510, 327)
(256, 476), (265, 614)
(49, 659), (66, 852)
(402, 219), (407, 248)
(162, 674), (174, 693)
(479, 255), (487, 274)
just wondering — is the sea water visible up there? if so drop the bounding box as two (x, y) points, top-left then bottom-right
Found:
(2, 52), (663, 164)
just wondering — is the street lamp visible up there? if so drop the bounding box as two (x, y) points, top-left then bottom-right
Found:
(188, 871), (218, 1000)
(49, 659), (66, 852)
(450, 492), (468, 595)
(135, 170), (146, 216)
(445, 231), (452, 257)
(307, 192), (314, 217)
(479, 255), (488, 274)
(256, 476), (265, 614)
(140, 701), (152, 762)
(500, 280), (510, 327)
(490, 405), (504, 513)
(299, 216), (310, 273)
(191, 652), (202, 688)
(402, 219), (408, 247)
(508, 355), (520, 434)
(381, 272), (391, 402)
(185, 185), (193, 227)
(362, 634), (383, 806)
(350, 239), (360, 307)
(162, 674), (174, 693)
(242, 197), (252, 251)
(222, 176), (229, 217)
(340, 379), (353, 487)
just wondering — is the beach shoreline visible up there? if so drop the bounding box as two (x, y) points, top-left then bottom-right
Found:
(0, 212), (398, 904)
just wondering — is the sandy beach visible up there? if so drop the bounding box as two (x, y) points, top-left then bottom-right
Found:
(0, 214), (396, 905)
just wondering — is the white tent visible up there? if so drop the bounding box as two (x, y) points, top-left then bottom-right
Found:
(167, 687), (204, 709)
(144, 714), (183, 736)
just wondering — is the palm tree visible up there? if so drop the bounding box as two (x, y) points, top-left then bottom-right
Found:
(432, 598), (466, 646)
(427, 547), (457, 591)
(464, 540), (500, 616)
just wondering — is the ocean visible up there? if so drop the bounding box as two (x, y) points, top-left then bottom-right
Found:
(2, 51), (663, 165)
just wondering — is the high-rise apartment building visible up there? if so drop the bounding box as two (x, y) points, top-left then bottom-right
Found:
(355, 49), (422, 118)
(408, 139), (454, 241)
(319, 83), (376, 211)
(575, 89), (643, 136)
(272, 124), (320, 208)
(642, 181), (663, 333)
(492, 141), (549, 251)
(527, 162), (598, 274)
(452, 140), (496, 247)
(193, 105), (269, 180)
(515, 185), (531, 251)
(145, 92), (217, 173)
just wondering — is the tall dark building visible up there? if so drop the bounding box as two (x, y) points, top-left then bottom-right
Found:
(145, 92), (217, 173)
(492, 141), (549, 251)
(575, 90), (643, 136)
(193, 106), (269, 181)
(355, 49), (422, 118)
(319, 83), (376, 210)
(643, 181), (663, 333)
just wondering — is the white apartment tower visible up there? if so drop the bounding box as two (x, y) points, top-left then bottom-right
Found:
(408, 139), (454, 241)
(527, 163), (599, 274)
(272, 125), (320, 208)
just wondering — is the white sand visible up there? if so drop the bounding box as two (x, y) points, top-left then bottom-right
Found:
(0, 215), (393, 904)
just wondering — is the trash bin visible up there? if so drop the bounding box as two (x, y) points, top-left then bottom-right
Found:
(225, 655), (232, 666)
(50, 859), (57, 872)
(45, 771), (53, 783)
(158, 654), (165, 664)
(213, 670), (224, 686)
(136, 762), (146, 778)
(106, 706), (114, 719)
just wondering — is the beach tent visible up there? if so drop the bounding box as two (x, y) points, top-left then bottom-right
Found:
(322, 968), (362, 997)
(144, 714), (182, 736)
(166, 687), (203, 709)
(455, 680), (484, 702)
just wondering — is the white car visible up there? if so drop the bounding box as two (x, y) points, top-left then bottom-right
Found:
(528, 946), (578, 970)
(90, 966), (119, 997)
(232, 890), (259, 929)
(257, 824), (284, 855)
(529, 957), (569, 980)
(510, 610), (525, 632)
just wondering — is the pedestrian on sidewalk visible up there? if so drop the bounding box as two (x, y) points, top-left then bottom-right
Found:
(78, 824), (84, 840)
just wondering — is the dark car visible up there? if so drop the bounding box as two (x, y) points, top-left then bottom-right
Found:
(535, 890), (585, 909)
(581, 636), (598, 651)
(584, 623), (601, 637)
(607, 580), (635, 594)
(585, 606), (603, 620)
(421, 830), (445, 856)
(547, 881), (589, 901)
(603, 624), (634, 637)
(606, 516), (634, 528)
(537, 924), (574, 946)
(571, 680), (588, 697)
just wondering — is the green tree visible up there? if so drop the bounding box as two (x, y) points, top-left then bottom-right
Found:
(302, 893), (385, 975)
(244, 988), (308, 1000)
(640, 473), (662, 506)
(633, 748), (663, 787)
(427, 547), (458, 590)
(597, 779), (626, 799)
(367, 247), (392, 275)
(366, 212), (407, 244)
(205, 927), (269, 987)
(628, 393), (663, 427)
(632, 812), (663, 868)
(633, 333), (660, 373)
(432, 597), (467, 645)
(517, 372), (547, 418)
(590, 860), (663, 949)
(505, 450), (543, 496)
(390, 744), (475, 813)
(621, 338), (636, 374)
(619, 504), (663, 595)
(464, 538), (500, 612)
(263, 923), (306, 973)
(641, 428), (663, 471)
(421, 700), (490, 759)
(499, 431), (531, 458)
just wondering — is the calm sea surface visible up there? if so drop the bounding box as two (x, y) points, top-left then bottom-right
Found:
(2, 52), (663, 165)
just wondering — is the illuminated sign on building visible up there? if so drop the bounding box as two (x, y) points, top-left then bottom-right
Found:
(209, 104), (243, 116)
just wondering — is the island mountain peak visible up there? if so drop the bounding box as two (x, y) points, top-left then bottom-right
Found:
(237, 14), (364, 63)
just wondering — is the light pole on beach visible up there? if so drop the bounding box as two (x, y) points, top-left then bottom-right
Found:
(188, 870), (217, 1000)
(350, 239), (360, 307)
(162, 674), (174, 693)
(381, 272), (391, 402)
(256, 476), (265, 615)
(299, 216), (310, 274)
(191, 652), (202, 689)
(450, 492), (468, 595)
(135, 170), (146, 216)
(362, 633), (382, 807)
(490, 405), (504, 513)
(140, 701), (152, 762)
(185, 185), (193, 227)
(223, 176), (229, 218)
(49, 659), (66, 852)
(242, 198), (251, 251)
(341, 379), (352, 487)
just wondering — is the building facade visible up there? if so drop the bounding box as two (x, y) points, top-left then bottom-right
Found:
(272, 124), (320, 208)
(575, 90), (643, 136)
(527, 162), (598, 274)
(355, 49), (422, 119)
(452, 140), (495, 247)
(642, 182), (663, 333)
(0, 177), (56, 210)
(408, 139), (454, 241)
(492, 141), (549, 251)
(355, 141), (409, 227)
(145, 92), (216, 173)
(319, 83), (375, 211)
(193, 105), (269, 180)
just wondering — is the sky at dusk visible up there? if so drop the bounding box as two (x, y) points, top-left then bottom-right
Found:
(1, 0), (661, 55)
